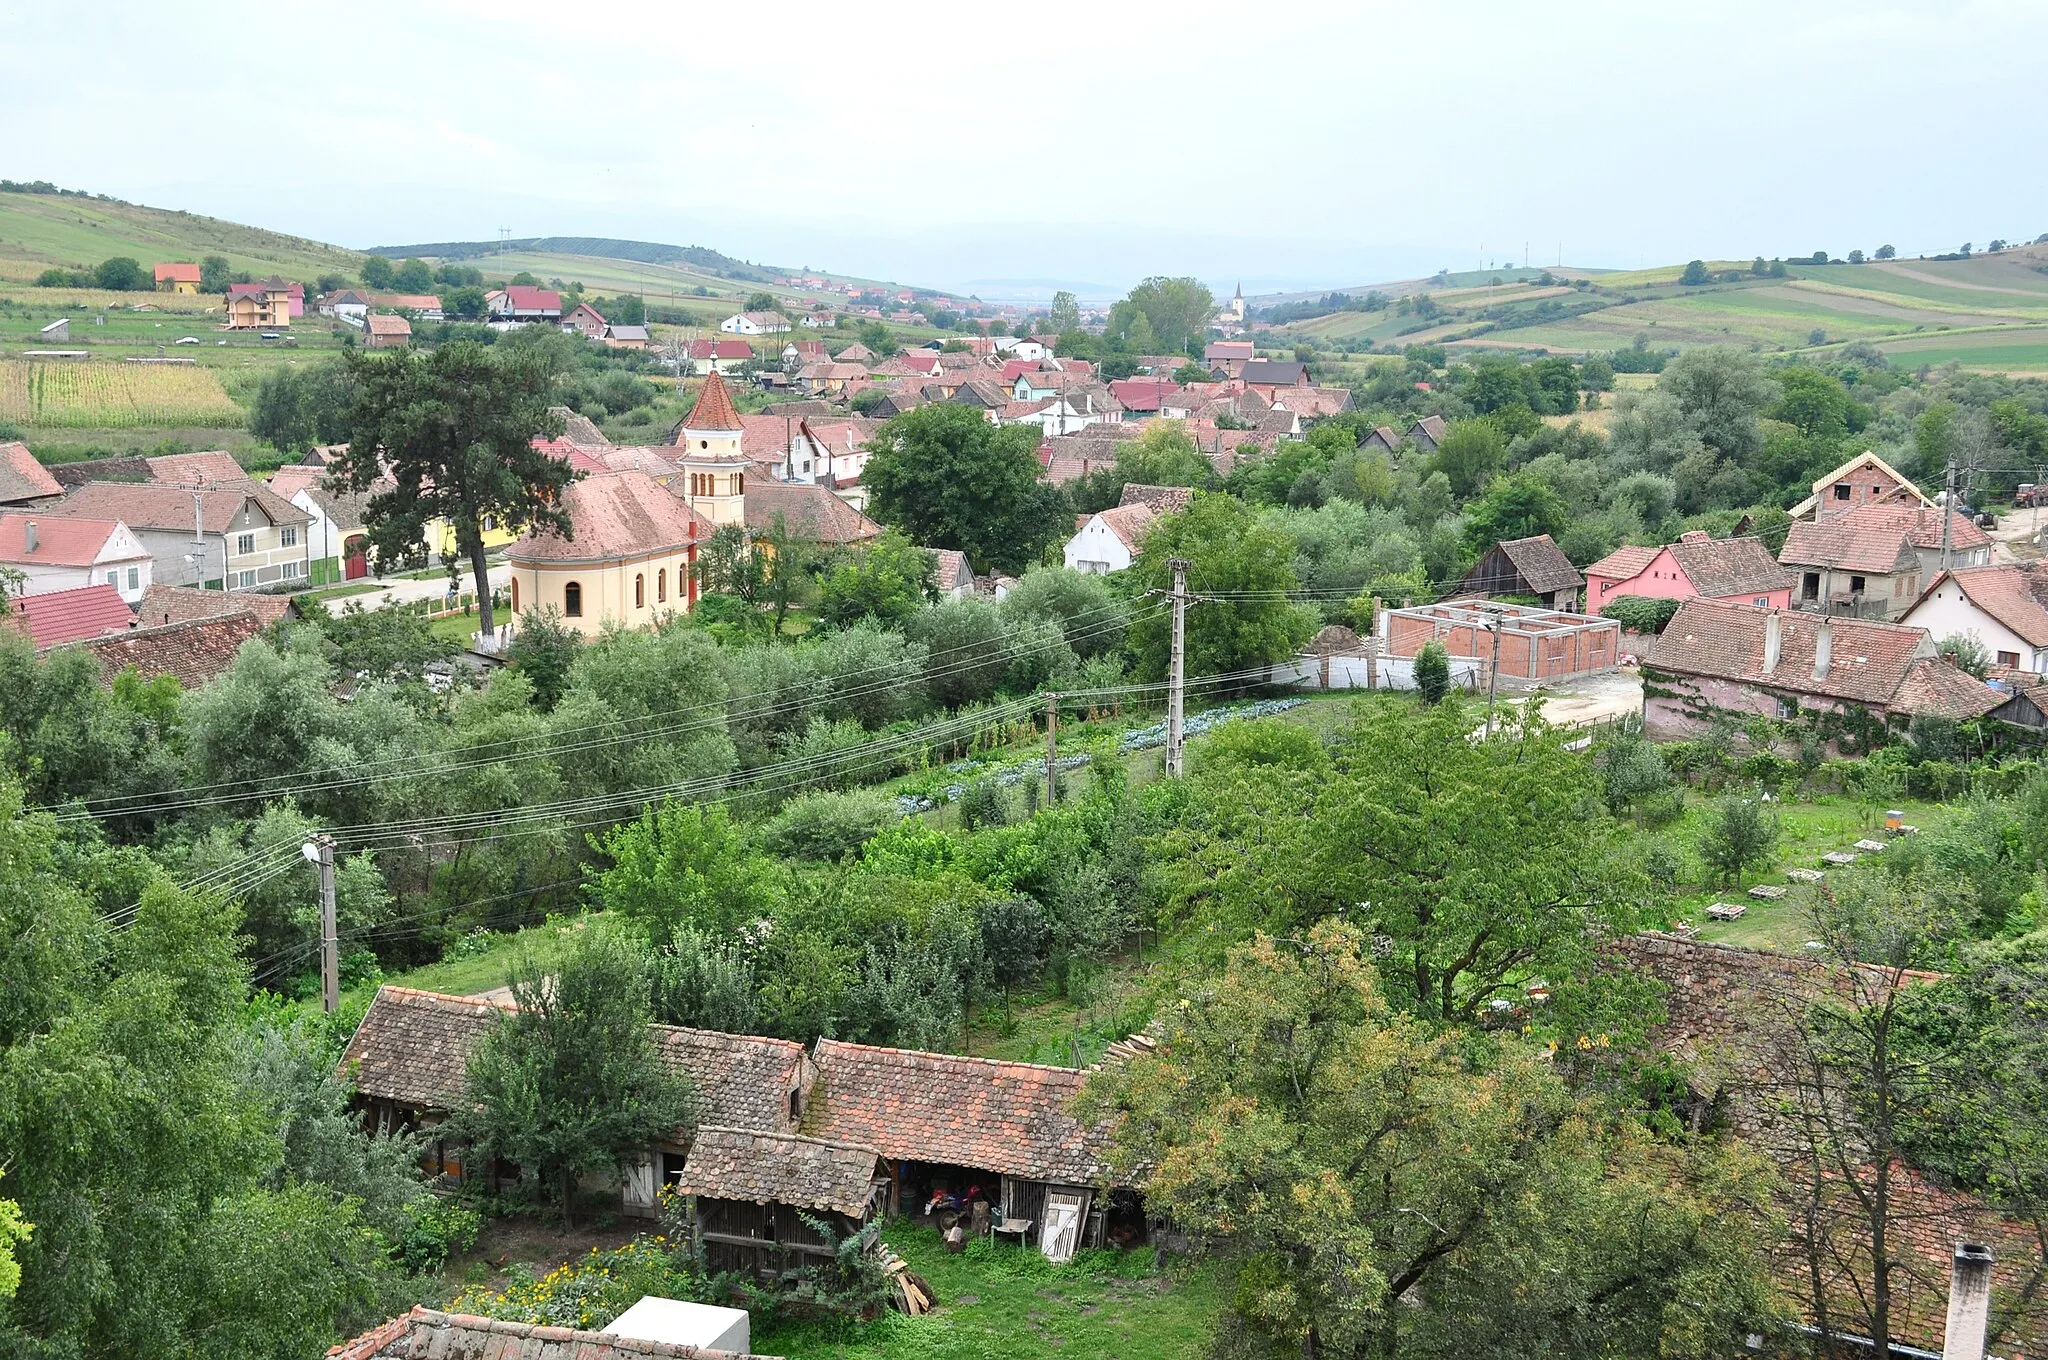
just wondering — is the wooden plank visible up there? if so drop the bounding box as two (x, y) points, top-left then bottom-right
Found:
(696, 1230), (838, 1258)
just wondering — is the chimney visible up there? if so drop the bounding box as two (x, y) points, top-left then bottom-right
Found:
(1813, 617), (1833, 681)
(1942, 1242), (1995, 1360)
(1763, 611), (1782, 674)
(1679, 529), (1711, 544)
(22, 520), (36, 554)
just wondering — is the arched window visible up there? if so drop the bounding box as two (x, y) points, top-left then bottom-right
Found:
(657, 568), (667, 603)
(563, 581), (582, 617)
(736, 471), (745, 493)
(509, 578), (520, 613)
(635, 573), (645, 608)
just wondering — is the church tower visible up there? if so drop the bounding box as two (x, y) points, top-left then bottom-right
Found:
(1230, 281), (1246, 322)
(675, 370), (748, 526)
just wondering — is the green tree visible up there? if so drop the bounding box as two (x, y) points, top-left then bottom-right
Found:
(1875, 244), (1896, 260)
(1462, 471), (1568, 554)
(1413, 639), (1450, 703)
(199, 254), (232, 293)
(506, 605), (580, 711)
(359, 256), (395, 289)
(814, 531), (936, 628)
(1000, 567), (1129, 658)
(448, 923), (692, 1225)
(1662, 346), (1778, 463)
(1047, 290), (1081, 334)
(442, 285), (487, 320)
(392, 258), (433, 293)
(744, 291), (778, 312)
(593, 800), (785, 939)
(1679, 259), (1711, 286)
(1107, 277), (1214, 353)
(93, 256), (145, 290)
(1429, 419), (1506, 497)
(332, 340), (571, 636)
(1079, 921), (1778, 1360)
(861, 403), (1071, 574)
(0, 1172), (24, 1300)
(1127, 493), (1315, 684)
(1699, 796), (1778, 887)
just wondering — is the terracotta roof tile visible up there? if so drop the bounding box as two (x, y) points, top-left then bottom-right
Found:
(683, 372), (745, 432)
(1666, 533), (1792, 598)
(327, 1305), (777, 1359)
(679, 1127), (881, 1217)
(509, 471), (712, 564)
(0, 442), (63, 504)
(1925, 563), (2048, 646)
(1479, 534), (1583, 594)
(1780, 501), (1987, 573)
(1117, 484), (1194, 514)
(805, 1038), (1108, 1184)
(1585, 544), (1662, 581)
(742, 482), (881, 545)
(0, 513), (135, 568)
(1890, 655), (2006, 720)
(74, 611), (271, 687)
(51, 481), (306, 534)
(364, 313), (412, 337)
(146, 451), (252, 487)
(154, 262), (201, 284)
(9, 584), (133, 647)
(137, 582), (294, 627)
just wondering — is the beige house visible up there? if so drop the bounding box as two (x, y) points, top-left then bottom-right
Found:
(47, 480), (310, 591)
(506, 470), (714, 637)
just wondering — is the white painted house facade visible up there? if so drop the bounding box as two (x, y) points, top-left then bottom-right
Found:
(0, 513), (153, 603)
(1063, 502), (1156, 575)
(1899, 565), (2048, 674)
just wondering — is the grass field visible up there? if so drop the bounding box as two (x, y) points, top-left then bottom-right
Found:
(0, 357), (243, 427)
(0, 190), (366, 283)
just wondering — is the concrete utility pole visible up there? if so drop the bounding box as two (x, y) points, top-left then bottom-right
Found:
(1481, 605), (1506, 737)
(305, 835), (337, 1013)
(1166, 557), (1190, 777)
(1044, 692), (1060, 806)
(1940, 456), (1958, 572)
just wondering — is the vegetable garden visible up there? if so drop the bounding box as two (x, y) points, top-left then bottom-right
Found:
(0, 357), (243, 428)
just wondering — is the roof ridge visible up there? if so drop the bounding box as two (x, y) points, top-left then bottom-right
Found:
(813, 1035), (1086, 1076)
(692, 1123), (881, 1155)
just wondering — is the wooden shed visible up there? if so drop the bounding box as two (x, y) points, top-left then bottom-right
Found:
(1452, 533), (1584, 611)
(679, 1126), (884, 1277)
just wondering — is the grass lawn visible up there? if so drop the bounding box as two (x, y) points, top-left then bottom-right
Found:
(300, 581), (385, 604)
(757, 1229), (1220, 1360)
(1658, 793), (1960, 954)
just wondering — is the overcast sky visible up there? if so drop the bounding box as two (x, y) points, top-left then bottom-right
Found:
(5, 1), (2044, 300)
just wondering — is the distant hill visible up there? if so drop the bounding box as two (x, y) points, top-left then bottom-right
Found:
(0, 188), (367, 283)
(365, 236), (774, 283)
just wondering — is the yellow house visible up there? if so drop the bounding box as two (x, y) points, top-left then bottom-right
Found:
(673, 371), (750, 527)
(154, 262), (201, 294)
(506, 469), (713, 637)
(224, 280), (294, 328)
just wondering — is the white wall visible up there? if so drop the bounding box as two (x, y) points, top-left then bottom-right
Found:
(1064, 516), (1134, 574)
(1270, 651), (1485, 691)
(1902, 579), (2047, 672)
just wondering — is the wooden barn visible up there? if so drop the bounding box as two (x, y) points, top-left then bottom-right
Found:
(679, 1126), (884, 1277)
(1451, 532), (1584, 611)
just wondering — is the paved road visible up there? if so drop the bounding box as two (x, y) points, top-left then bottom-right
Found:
(340, 562), (510, 612)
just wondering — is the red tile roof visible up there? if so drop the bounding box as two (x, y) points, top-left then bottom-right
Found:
(1917, 564), (2048, 646)
(509, 470), (712, 563)
(146, 450), (252, 487)
(365, 313), (412, 337)
(1666, 533), (1792, 598)
(153, 262), (202, 284)
(53, 480), (306, 533)
(0, 514), (132, 567)
(682, 371), (744, 432)
(679, 1127), (881, 1217)
(327, 1306), (776, 1360)
(1780, 501), (1989, 574)
(1092, 502), (1158, 552)
(9, 584), (134, 648)
(1585, 543), (1662, 582)
(0, 442), (62, 504)
(137, 583), (294, 628)
(74, 611), (271, 687)
(494, 284), (561, 312)
(805, 1038), (1107, 1184)
(743, 480), (882, 545)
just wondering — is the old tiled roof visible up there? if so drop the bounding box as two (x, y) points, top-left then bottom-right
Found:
(365, 313), (412, 337)
(833, 342), (876, 363)
(1272, 386), (1354, 418)
(743, 482), (882, 545)
(1780, 501), (1988, 573)
(1585, 543), (1662, 582)
(679, 1127), (880, 1216)
(1925, 563), (2048, 646)
(595, 446), (681, 480)
(1666, 533), (1792, 598)
(1240, 360), (1306, 385)
(138, 583), (295, 627)
(1357, 424), (1401, 450)
(1645, 598), (1987, 714)
(805, 1038), (1107, 1185)
(9, 584), (133, 648)
(1093, 502), (1157, 552)
(74, 611), (270, 687)
(1204, 341), (1254, 361)
(682, 372), (745, 432)
(1494, 534), (1584, 593)
(1107, 379), (1187, 411)
(509, 471), (712, 564)
(146, 450), (253, 487)
(1411, 414), (1447, 442)
(931, 548), (973, 590)
(52, 481), (306, 533)
(328, 1306), (775, 1359)
(548, 407), (613, 448)
(1117, 483), (1194, 514)
(1891, 655), (2007, 719)
(0, 513), (132, 567)
(0, 442), (63, 504)
(301, 484), (372, 533)
(651, 1026), (808, 1132)
(946, 378), (1009, 409)
(265, 464), (323, 502)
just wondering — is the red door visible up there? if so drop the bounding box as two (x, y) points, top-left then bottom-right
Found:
(344, 536), (369, 580)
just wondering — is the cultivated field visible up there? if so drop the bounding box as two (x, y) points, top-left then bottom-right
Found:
(0, 358), (244, 428)
(0, 191), (366, 283)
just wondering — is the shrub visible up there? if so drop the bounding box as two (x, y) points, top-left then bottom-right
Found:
(1599, 595), (1682, 635)
(1414, 640), (1450, 704)
(761, 789), (898, 862)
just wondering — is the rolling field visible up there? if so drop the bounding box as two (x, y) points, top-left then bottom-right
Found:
(0, 191), (366, 283)
(1876, 325), (2048, 373)
(0, 358), (243, 428)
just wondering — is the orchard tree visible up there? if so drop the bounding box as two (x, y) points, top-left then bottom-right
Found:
(1127, 493), (1314, 685)
(199, 254), (232, 293)
(333, 337), (571, 635)
(862, 403), (1070, 574)
(359, 255), (395, 289)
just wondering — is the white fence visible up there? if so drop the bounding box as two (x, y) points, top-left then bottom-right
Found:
(1270, 651), (1486, 692)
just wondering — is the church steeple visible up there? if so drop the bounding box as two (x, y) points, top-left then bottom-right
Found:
(676, 370), (747, 526)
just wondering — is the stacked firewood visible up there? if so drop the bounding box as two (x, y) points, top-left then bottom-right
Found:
(879, 1245), (935, 1315)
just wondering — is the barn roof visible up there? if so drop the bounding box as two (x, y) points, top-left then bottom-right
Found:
(679, 1127), (881, 1217)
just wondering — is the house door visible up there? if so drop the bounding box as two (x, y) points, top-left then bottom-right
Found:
(623, 1153), (658, 1217)
(344, 535), (370, 580)
(1040, 1190), (1088, 1262)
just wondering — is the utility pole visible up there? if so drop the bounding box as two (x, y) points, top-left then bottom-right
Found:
(1166, 557), (1189, 777)
(1481, 605), (1505, 737)
(1044, 692), (1060, 806)
(305, 835), (338, 1013)
(1940, 456), (1957, 572)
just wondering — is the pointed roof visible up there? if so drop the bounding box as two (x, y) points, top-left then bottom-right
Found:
(682, 370), (744, 433)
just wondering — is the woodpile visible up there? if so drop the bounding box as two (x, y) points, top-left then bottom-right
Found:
(880, 1244), (935, 1315)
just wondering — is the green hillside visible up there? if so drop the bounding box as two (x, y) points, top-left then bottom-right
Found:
(0, 189), (368, 283)
(1262, 249), (2048, 374)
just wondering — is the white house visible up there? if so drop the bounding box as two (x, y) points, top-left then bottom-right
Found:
(1063, 502), (1156, 574)
(720, 311), (791, 335)
(0, 513), (153, 603)
(1899, 564), (2048, 674)
(993, 337), (1049, 362)
(779, 419), (873, 487)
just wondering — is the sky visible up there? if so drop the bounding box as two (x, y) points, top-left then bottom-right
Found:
(5, 0), (2046, 302)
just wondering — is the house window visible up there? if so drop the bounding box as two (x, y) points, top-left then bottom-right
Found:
(236, 569), (256, 590)
(282, 560), (304, 579)
(126, 567), (139, 590)
(1777, 696), (1800, 720)
(635, 573), (645, 608)
(1998, 650), (2021, 668)
(1849, 575), (1867, 595)
(236, 532), (255, 555)
(736, 472), (745, 493)
(1834, 484), (1852, 501)
(509, 578), (520, 613)
(656, 568), (666, 603)
(280, 525), (298, 548)
(563, 581), (582, 617)
(1754, 596), (1769, 606)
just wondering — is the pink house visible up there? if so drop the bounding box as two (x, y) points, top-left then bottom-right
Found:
(1585, 531), (1792, 611)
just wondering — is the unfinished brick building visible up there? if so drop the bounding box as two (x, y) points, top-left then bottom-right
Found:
(1379, 601), (1620, 682)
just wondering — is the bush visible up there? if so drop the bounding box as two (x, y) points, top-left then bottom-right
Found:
(1414, 641), (1450, 704)
(397, 1198), (482, 1274)
(761, 789), (898, 862)
(1599, 595), (1682, 635)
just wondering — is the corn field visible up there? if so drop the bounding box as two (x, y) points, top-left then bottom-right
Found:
(0, 359), (244, 428)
